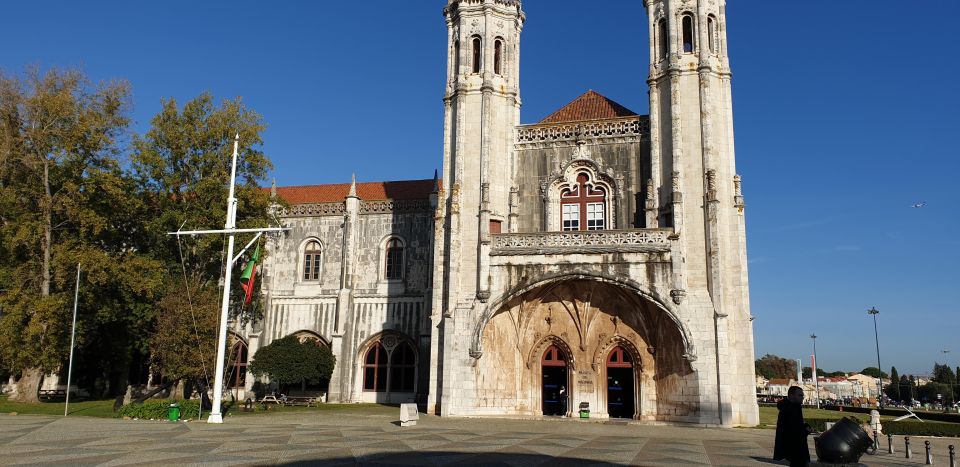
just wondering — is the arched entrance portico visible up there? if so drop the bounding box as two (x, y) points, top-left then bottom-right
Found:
(472, 278), (697, 421)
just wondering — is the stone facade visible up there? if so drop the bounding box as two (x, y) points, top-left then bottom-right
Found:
(238, 0), (759, 427)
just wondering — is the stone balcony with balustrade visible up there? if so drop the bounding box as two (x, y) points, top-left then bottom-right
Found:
(490, 228), (673, 256)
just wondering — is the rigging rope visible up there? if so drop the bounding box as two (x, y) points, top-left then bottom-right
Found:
(176, 234), (213, 402)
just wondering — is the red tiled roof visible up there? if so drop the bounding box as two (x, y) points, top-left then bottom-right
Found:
(768, 379), (792, 386)
(539, 90), (638, 124)
(269, 179), (436, 204)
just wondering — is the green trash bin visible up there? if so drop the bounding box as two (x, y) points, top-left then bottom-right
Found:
(168, 403), (181, 422)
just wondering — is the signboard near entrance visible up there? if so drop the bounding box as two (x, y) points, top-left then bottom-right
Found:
(577, 373), (595, 393)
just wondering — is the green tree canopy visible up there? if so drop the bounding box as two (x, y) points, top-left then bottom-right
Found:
(884, 367), (900, 401)
(136, 92), (275, 386)
(860, 367), (889, 379)
(0, 67), (163, 401)
(249, 336), (335, 389)
(755, 354), (797, 380)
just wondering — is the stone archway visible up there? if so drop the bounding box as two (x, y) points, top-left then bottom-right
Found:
(472, 279), (697, 420)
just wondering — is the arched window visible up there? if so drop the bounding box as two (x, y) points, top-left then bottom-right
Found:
(707, 15), (718, 54)
(362, 336), (418, 393)
(227, 338), (248, 389)
(682, 14), (696, 53)
(658, 19), (668, 59)
(560, 173), (607, 231)
(471, 36), (482, 73)
(454, 40), (460, 74)
(389, 342), (416, 392)
(302, 239), (322, 281)
(363, 342), (388, 392)
(494, 38), (503, 75)
(384, 238), (404, 280)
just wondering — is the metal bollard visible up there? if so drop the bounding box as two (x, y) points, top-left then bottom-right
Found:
(906, 437), (912, 459)
(925, 440), (933, 465)
(949, 445), (955, 467)
(888, 433), (895, 454)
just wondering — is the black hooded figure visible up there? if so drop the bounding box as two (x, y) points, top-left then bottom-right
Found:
(774, 386), (812, 466)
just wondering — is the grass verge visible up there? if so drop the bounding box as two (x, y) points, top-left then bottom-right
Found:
(0, 395), (116, 418)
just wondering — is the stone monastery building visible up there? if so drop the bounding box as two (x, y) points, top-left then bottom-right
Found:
(234, 0), (759, 426)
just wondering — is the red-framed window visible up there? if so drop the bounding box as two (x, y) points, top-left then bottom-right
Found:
(363, 342), (388, 391)
(542, 345), (568, 367)
(303, 240), (322, 281)
(607, 346), (633, 369)
(227, 339), (248, 388)
(560, 173), (606, 231)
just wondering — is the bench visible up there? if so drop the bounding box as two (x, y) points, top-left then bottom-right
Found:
(285, 396), (317, 407)
(39, 389), (67, 400)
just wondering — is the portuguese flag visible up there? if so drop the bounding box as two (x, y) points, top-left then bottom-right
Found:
(239, 245), (261, 305)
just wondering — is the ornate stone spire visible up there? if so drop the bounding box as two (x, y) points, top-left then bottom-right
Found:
(347, 173), (358, 199)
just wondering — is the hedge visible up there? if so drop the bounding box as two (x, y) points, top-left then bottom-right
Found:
(823, 405), (960, 423)
(882, 421), (960, 437)
(117, 400), (202, 420)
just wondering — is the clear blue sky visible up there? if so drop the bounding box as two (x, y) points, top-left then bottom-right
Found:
(3, 1), (958, 376)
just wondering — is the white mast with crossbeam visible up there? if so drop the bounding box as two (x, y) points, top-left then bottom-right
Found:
(168, 134), (287, 424)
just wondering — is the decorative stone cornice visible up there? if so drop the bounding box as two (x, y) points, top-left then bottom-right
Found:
(515, 116), (648, 149)
(281, 202), (346, 217)
(360, 200), (433, 214)
(490, 229), (672, 256)
(280, 200), (433, 217)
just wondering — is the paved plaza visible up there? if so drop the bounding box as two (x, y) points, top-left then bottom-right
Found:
(0, 410), (955, 466)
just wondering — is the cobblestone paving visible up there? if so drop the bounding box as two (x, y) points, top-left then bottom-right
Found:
(0, 412), (956, 466)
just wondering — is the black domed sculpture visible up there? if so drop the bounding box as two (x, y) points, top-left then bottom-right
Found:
(814, 417), (874, 464)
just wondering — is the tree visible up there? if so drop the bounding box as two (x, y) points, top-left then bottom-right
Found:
(148, 277), (219, 388)
(134, 92), (274, 387)
(0, 67), (160, 401)
(899, 374), (916, 402)
(884, 366), (900, 402)
(755, 354), (797, 380)
(931, 363), (957, 403)
(249, 336), (335, 391)
(860, 367), (888, 379)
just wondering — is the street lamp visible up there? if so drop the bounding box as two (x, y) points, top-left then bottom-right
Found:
(868, 307), (883, 408)
(811, 333), (820, 409)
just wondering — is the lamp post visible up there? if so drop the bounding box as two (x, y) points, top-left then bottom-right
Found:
(811, 333), (820, 409)
(868, 307), (882, 408)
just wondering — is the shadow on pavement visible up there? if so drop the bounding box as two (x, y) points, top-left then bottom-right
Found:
(278, 451), (626, 466)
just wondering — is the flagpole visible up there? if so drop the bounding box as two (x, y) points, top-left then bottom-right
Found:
(64, 263), (80, 417)
(207, 135), (241, 424)
(166, 135), (288, 424)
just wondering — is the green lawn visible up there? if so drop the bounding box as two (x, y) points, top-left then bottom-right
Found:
(0, 395), (398, 420)
(0, 396), (117, 418)
(224, 402), (396, 418)
(758, 406), (872, 429)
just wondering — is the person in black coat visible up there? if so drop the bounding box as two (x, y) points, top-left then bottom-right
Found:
(774, 386), (812, 466)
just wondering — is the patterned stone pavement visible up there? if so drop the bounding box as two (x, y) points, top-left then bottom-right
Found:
(0, 411), (956, 466)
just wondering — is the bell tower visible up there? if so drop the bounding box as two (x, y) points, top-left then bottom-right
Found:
(429, 0), (523, 415)
(439, 0), (523, 304)
(644, 0), (758, 426)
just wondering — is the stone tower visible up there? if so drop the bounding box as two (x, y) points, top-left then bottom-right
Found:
(644, 0), (758, 425)
(429, 0), (524, 414)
